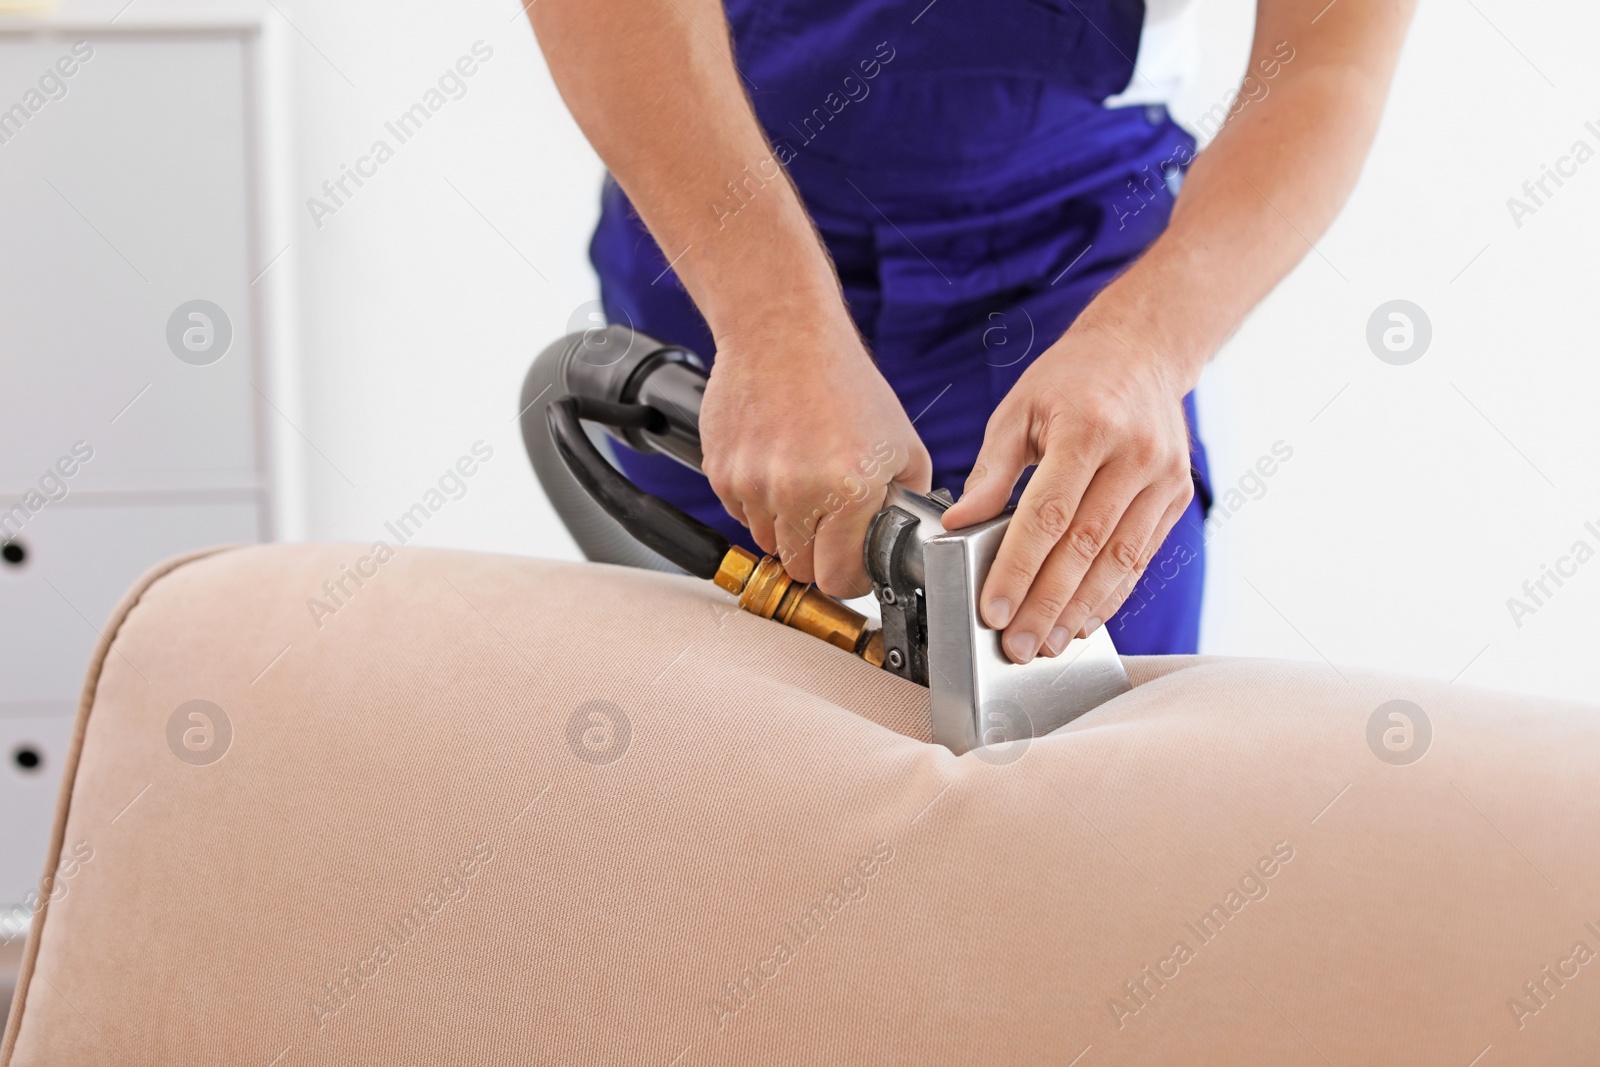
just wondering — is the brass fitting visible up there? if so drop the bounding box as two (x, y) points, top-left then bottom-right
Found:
(713, 545), (759, 596)
(713, 546), (884, 666)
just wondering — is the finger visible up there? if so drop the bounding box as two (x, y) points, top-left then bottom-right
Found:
(1038, 484), (1174, 656)
(1001, 465), (1139, 662)
(706, 457), (757, 535)
(812, 483), (888, 598)
(745, 503), (778, 559)
(973, 428), (1100, 634)
(773, 504), (821, 584)
(1087, 562), (1151, 647)
(705, 460), (746, 516)
(1076, 484), (1195, 642)
(940, 407), (1035, 531)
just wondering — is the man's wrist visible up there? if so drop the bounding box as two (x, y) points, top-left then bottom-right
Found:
(1070, 240), (1220, 394)
(667, 186), (847, 345)
(702, 276), (849, 346)
(693, 256), (860, 363)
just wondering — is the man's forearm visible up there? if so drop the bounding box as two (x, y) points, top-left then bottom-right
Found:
(529, 0), (844, 338)
(1076, 0), (1418, 391)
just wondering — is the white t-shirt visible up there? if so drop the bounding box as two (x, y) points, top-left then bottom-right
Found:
(1103, 0), (1200, 109)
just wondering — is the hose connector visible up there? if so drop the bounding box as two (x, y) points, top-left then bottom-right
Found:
(714, 547), (885, 667)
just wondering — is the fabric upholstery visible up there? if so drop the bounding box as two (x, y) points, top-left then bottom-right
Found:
(3, 544), (1597, 1065)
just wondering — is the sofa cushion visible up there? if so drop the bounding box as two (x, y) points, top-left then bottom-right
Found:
(4, 544), (1598, 1065)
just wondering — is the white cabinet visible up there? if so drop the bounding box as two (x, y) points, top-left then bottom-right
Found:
(0, 7), (286, 914)
(0, 500), (264, 701)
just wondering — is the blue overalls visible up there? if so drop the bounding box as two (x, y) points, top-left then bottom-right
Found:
(590, 0), (1212, 654)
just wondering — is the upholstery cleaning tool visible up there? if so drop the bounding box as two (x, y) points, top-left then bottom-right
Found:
(522, 327), (1130, 753)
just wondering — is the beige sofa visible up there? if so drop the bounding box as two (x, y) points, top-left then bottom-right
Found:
(4, 544), (1598, 1065)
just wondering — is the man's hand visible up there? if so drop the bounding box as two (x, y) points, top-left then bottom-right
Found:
(937, 0), (1420, 663)
(531, 0), (930, 597)
(939, 324), (1195, 663)
(700, 311), (932, 598)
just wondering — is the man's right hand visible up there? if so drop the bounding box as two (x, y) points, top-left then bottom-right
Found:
(529, 0), (928, 594)
(699, 311), (931, 599)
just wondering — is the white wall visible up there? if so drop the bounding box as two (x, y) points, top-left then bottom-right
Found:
(273, 0), (1597, 703)
(282, 0), (604, 561)
(1176, 0), (1600, 703)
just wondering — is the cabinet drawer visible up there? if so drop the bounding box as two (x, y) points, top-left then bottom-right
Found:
(0, 712), (75, 905)
(0, 498), (262, 706)
(0, 32), (261, 495)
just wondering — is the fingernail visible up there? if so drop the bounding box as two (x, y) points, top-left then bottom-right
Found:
(1083, 616), (1103, 637)
(1004, 631), (1038, 663)
(984, 598), (1012, 629)
(1045, 627), (1071, 655)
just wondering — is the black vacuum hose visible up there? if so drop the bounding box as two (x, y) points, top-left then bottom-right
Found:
(545, 396), (730, 579)
(520, 326), (715, 573)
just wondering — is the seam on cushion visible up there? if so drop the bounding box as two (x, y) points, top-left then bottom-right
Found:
(0, 544), (243, 1063)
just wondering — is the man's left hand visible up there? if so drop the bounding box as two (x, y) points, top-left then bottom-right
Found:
(939, 323), (1197, 663)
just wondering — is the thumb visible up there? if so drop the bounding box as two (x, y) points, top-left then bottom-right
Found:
(941, 414), (1030, 530)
